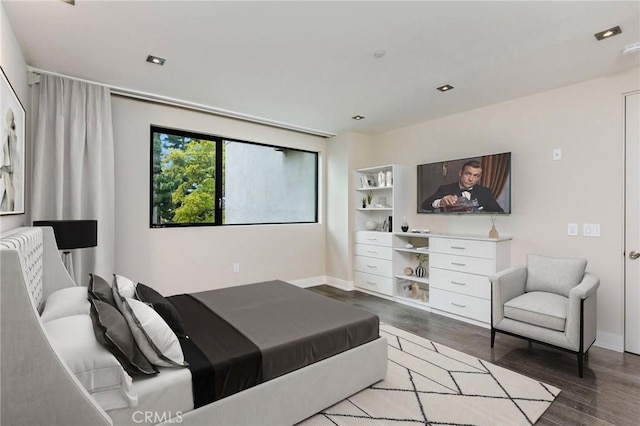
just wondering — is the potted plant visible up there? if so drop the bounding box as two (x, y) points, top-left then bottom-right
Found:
(361, 196), (367, 208)
(366, 191), (373, 206)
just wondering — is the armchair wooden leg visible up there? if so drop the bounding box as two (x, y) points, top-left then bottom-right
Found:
(491, 328), (496, 348)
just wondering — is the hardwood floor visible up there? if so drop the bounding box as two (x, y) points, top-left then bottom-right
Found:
(309, 285), (640, 426)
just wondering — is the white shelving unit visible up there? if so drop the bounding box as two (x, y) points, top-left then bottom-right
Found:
(393, 233), (431, 310)
(354, 165), (409, 233)
(353, 165), (409, 297)
(393, 232), (511, 328)
(351, 164), (512, 328)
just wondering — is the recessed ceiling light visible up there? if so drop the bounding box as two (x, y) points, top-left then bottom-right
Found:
(374, 50), (386, 58)
(146, 55), (166, 66)
(352, 115), (365, 120)
(594, 26), (622, 41)
(437, 85), (454, 92)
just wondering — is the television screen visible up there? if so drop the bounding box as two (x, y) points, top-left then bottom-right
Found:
(417, 152), (511, 214)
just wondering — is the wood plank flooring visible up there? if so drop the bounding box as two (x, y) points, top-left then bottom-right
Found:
(309, 285), (640, 426)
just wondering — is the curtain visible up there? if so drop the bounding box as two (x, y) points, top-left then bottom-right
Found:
(31, 75), (114, 285)
(481, 152), (510, 199)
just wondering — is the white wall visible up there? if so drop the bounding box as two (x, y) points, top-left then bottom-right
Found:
(364, 67), (640, 350)
(325, 131), (377, 286)
(0, 3), (28, 232)
(111, 97), (327, 296)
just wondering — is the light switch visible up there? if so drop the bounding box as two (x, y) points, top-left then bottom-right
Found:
(568, 223), (578, 236)
(583, 223), (601, 237)
(553, 149), (562, 161)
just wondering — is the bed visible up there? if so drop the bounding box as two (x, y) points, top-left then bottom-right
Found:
(0, 227), (388, 425)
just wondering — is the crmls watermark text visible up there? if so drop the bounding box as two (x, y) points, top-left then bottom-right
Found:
(132, 411), (183, 424)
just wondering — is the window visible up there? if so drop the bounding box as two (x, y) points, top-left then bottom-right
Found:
(150, 126), (318, 227)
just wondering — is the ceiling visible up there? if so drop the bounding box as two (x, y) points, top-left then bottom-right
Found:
(4, 1), (640, 136)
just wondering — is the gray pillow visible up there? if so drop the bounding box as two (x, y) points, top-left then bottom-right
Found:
(88, 273), (117, 308)
(525, 254), (587, 297)
(89, 298), (158, 376)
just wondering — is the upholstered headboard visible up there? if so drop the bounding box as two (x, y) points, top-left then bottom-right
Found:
(0, 227), (45, 311)
(0, 227), (112, 426)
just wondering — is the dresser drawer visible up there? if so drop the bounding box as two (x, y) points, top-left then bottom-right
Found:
(354, 255), (393, 277)
(355, 231), (392, 247)
(429, 253), (495, 276)
(429, 238), (495, 259)
(354, 243), (393, 260)
(429, 268), (491, 299)
(429, 288), (490, 323)
(354, 271), (394, 296)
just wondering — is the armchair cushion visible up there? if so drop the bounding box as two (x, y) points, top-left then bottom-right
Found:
(525, 254), (587, 297)
(504, 291), (568, 332)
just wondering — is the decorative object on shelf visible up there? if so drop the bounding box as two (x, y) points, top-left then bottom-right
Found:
(415, 253), (427, 278)
(360, 174), (376, 188)
(365, 220), (377, 230)
(403, 266), (414, 276)
(421, 290), (428, 302)
(399, 281), (412, 298)
(377, 170), (386, 187)
(489, 215), (499, 238)
(401, 216), (409, 232)
(32, 219), (98, 282)
(411, 283), (420, 299)
(361, 196), (367, 208)
(377, 196), (387, 207)
(366, 191), (373, 206)
(388, 215), (392, 232)
(404, 243), (413, 248)
(385, 170), (393, 187)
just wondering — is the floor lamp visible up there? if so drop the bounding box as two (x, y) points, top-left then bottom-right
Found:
(33, 220), (98, 282)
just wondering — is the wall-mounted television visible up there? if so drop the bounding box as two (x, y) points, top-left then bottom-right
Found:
(417, 152), (511, 214)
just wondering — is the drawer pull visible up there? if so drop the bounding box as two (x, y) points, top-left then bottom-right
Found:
(366, 281), (378, 286)
(451, 281), (467, 286)
(367, 265), (378, 269)
(367, 238), (378, 241)
(451, 302), (466, 308)
(451, 262), (466, 267)
(367, 250), (378, 254)
(450, 246), (467, 250)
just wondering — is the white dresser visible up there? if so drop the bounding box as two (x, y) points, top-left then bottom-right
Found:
(428, 235), (511, 326)
(353, 231), (394, 297)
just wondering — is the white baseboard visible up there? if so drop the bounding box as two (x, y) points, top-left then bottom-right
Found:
(594, 331), (624, 352)
(325, 276), (354, 291)
(287, 276), (327, 288)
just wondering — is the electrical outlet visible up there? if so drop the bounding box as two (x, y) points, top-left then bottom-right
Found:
(233, 262), (240, 273)
(568, 223), (578, 236)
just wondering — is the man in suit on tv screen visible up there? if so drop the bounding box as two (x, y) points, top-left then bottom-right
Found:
(421, 160), (504, 213)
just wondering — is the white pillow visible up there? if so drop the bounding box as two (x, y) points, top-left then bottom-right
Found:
(44, 315), (138, 411)
(112, 274), (137, 313)
(41, 286), (90, 322)
(121, 297), (187, 368)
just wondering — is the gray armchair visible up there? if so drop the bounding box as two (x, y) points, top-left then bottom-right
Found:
(490, 254), (600, 377)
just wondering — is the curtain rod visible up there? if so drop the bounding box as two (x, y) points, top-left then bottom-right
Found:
(27, 66), (336, 138)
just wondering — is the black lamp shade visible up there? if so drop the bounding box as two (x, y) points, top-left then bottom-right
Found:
(33, 220), (98, 250)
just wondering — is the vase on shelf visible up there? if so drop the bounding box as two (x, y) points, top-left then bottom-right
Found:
(415, 261), (426, 278)
(489, 215), (499, 238)
(401, 216), (409, 232)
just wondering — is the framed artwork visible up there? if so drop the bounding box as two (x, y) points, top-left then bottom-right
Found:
(0, 67), (25, 215)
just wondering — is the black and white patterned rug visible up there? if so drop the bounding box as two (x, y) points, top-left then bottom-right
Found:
(302, 324), (560, 425)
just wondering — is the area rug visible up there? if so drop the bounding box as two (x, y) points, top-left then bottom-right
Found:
(301, 323), (560, 425)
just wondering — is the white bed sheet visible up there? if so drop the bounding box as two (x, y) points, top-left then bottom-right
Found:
(107, 367), (193, 426)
